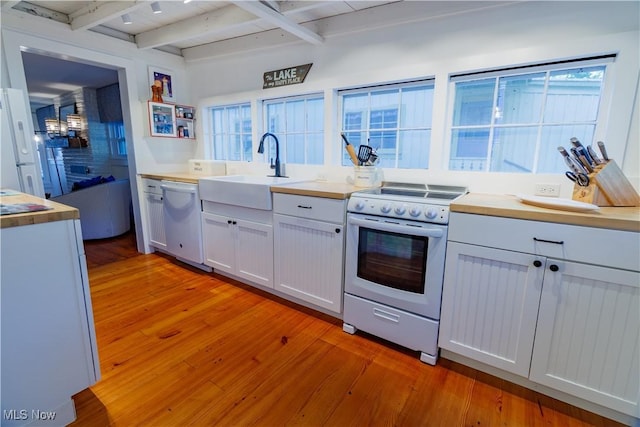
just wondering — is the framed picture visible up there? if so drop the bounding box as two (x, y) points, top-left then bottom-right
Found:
(148, 66), (174, 102)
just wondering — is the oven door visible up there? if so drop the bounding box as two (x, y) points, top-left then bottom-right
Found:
(345, 213), (447, 318)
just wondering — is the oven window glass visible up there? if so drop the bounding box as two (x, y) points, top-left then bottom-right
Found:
(357, 227), (428, 293)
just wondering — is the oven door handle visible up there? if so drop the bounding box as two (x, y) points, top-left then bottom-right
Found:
(348, 217), (443, 238)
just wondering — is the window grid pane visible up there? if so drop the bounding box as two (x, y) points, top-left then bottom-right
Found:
(450, 63), (606, 173)
(264, 95), (324, 165)
(210, 103), (252, 161)
(340, 82), (434, 169)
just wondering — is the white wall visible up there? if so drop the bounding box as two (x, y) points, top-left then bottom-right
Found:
(1, 10), (191, 251)
(186, 1), (640, 196)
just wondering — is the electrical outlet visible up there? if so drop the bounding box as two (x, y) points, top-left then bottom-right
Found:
(534, 183), (561, 197)
(317, 173), (328, 181)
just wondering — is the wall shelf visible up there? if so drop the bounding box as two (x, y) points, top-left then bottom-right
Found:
(147, 101), (195, 139)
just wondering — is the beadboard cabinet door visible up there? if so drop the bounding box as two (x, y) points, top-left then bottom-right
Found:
(145, 192), (166, 248)
(530, 260), (640, 417)
(439, 241), (544, 377)
(273, 214), (344, 313)
(202, 212), (273, 288)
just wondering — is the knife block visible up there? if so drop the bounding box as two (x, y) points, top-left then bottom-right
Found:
(572, 160), (640, 206)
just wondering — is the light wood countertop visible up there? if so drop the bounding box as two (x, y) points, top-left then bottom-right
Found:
(451, 193), (640, 232)
(270, 181), (363, 200)
(1, 191), (79, 228)
(139, 173), (205, 184)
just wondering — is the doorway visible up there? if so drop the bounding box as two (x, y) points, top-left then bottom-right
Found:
(22, 51), (127, 197)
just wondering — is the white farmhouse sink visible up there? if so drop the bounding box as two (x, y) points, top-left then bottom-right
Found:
(199, 175), (305, 210)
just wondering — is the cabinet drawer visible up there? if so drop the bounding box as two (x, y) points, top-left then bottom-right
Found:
(273, 193), (346, 224)
(142, 178), (163, 195)
(449, 212), (640, 271)
(343, 294), (439, 356)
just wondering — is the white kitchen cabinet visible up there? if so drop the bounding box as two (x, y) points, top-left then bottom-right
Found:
(142, 178), (166, 249)
(439, 212), (640, 419)
(202, 210), (273, 288)
(439, 242), (543, 377)
(530, 260), (639, 417)
(1, 217), (100, 426)
(273, 194), (346, 314)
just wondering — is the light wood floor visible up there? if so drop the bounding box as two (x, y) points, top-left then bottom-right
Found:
(72, 232), (622, 427)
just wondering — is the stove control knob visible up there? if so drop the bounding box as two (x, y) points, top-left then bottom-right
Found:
(381, 204), (392, 214)
(394, 205), (407, 215)
(409, 207), (422, 217)
(425, 208), (438, 220)
(354, 200), (366, 211)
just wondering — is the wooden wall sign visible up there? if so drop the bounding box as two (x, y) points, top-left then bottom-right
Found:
(263, 64), (312, 89)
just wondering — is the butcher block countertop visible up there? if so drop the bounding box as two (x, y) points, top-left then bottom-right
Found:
(139, 173), (202, 184)
(452, 193), (640, 232)
(0, 191), (79, 228)
(270, 181), (362, 200)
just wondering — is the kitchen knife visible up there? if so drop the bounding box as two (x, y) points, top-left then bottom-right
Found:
(341, 133), (360, 166)
(558, 146), (587, 175)
(586, 145), (603, 165)
(570, 137), (595, 166)
(597, 141), (609, 161)
(570, 147), (593, 174)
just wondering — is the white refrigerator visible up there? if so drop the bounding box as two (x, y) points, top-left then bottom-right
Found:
(1, 88), (45, 197)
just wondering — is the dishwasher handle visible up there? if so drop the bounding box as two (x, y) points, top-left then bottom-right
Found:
(161, 183), (198, 194)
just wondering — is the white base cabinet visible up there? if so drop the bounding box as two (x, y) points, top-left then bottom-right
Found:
(1, 219), (100, 427)
(273, 194), (346, 314)
(439, 212), (640, 420)
(142, 178), (166, 249)
(530, 261), (639, 417)
(202, 204), (273, 288)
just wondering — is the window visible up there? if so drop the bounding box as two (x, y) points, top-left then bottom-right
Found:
(449, 57), (613, 173)
(210, 103), (252, 161)
(107, 122), (127, 158)
(339, 81), (434, 168)
(263, 95), (324, 165)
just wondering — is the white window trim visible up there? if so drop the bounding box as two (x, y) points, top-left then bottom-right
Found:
(443, 55), (617, 173)
(260, 92), (325, 166)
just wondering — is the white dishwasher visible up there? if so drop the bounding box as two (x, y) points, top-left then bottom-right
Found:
(161, 180), (204, 265)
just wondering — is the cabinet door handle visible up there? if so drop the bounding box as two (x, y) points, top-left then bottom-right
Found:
(533, 237), (564, 245)
(533, 260), (542, 268)
(297, 205), (312, 209)
(549, 264), (559, 272)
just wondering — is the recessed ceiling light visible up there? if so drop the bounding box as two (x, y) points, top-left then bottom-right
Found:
(121, 13), (132, 24)
(184, 0), (192, 3)
(151, 2), (162, 14)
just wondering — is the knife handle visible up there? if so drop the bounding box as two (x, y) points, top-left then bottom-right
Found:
(587, 145), (602, 165)
(579, 155), (594, 173)
(597, 141), (609, 161)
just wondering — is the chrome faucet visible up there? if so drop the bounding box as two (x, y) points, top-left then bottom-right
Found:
(257, 132), (285, 177)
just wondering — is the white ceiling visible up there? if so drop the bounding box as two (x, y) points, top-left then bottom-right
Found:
(9, 1), (401, 54)
(8, 1), (519, 108)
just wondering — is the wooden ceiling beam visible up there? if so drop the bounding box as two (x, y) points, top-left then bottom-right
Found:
(69, 1), (148, 32)
(231, 0), (324, 45)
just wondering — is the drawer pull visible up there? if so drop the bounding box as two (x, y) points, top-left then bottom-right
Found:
(297, 205), (312, 209)
(533, 237), (564, 245)
(373, 308), (400, 323)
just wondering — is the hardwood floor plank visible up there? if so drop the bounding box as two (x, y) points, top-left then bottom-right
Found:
(70, 233), (625, 427)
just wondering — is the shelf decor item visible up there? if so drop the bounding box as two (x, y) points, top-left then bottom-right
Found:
(148, 101), (177, 137)
(148, 66), (174, 102)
